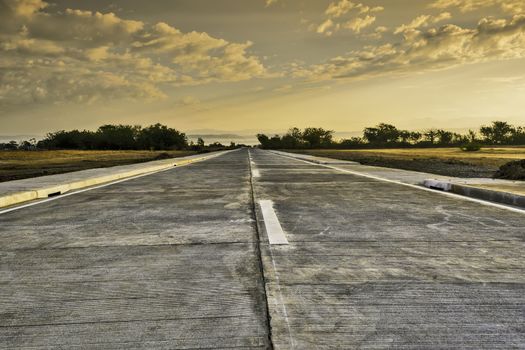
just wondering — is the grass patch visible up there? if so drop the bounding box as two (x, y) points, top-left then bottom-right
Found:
(0, 150), (197, 182)
(286, 147), (525, 178)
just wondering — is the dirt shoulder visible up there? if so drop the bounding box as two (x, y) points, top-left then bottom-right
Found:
(0, 150), (197, 182)
(285, 147), (525, 179)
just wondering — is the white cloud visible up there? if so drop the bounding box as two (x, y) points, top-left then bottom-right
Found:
(365, 26), (389, 39)
(275, 84), (293, 92)
(0, 0), (267, 106)
(430, 0), (524, 15)
(317, 19), (335, 35)
(295, 15), (525, 82)
(325, 0), (357, 18)
(394, 12), (452, 34)
(178, 95), (201, 106)
(317, 0), (383, 36)
(342, 15), (377, 33)
(2, 0), (47, 17)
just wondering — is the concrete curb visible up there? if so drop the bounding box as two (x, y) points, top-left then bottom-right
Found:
(273, 150), (525, 210)
(423, 179), (525, 209)
(0, 151), (228, 209)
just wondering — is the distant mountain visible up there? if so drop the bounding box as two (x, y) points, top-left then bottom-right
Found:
(186, 130), (366, 145)
(0, 134), (42, 142)
(188, 133), (259, 145)
(334, 131), (363, 139)
(188, 134), (245, 139)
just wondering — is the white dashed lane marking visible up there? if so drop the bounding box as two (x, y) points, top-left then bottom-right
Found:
(259, 200), (289, 245)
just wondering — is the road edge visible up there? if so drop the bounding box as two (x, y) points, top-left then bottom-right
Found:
(271, 150), (525, 214)
(423, 179), (525, 208)
(0, 150), (231, 209)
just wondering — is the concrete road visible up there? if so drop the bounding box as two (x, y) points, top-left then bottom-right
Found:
(1, 148), (524, 349)
(250, 149), (525, 349)
(0, 150), (270, 349)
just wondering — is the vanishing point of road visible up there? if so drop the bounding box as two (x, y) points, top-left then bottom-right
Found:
(1, 149), (524, 349)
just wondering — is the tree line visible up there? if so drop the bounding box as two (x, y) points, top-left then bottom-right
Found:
(257, 121), (525, 150)
(3, 120), (524, 151)
(0, 123), (243, 151)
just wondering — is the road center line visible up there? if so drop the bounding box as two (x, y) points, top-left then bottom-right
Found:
(259, 200), (289, 245)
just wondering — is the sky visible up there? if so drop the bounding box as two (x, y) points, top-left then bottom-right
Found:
(1, 0), (525, 140)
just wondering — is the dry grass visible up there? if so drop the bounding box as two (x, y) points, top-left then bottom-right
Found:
(288, 146), (525, 178)
(311, 147), (525, 166)
(0, 150), (196, 182)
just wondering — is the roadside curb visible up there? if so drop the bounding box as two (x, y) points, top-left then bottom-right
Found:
(272, 150), (525, 210)
(0, 151), (227, 209)
(423, 179), (525, 209)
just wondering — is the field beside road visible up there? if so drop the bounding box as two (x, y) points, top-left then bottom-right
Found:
(286, 147), (525, 178)
(0, 150), (197, 182)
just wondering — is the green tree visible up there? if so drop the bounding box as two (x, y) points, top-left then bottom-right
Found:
(409, 132), (422, 144)
(424, 129), (438, 144)
(0, 141), (18, 150)
(363, 123), (400, 145)
(38, 130), (97, 149)
(280, 127), (304, 148)
(452, 133), (467, 145)
(197, 137), (205, 148)
(339, 137), (364, 148)
(399, 130), (411, 144)
(480, 121), (514, 144)
(467, 130), (477, 143)
(436, 129), (453, 145)
(97, 124), (140, 150)
(302, 127), (334, 148)
(256, 134), (284, 149)
(511, 126), (525, 145)
(138, 123), (187, 150)
(257, 134), (271, 149)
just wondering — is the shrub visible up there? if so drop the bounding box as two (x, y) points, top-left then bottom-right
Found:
(494, 160), (525, 180)
(460, 142), (482, 152)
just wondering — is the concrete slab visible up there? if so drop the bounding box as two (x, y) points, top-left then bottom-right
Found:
(274, 150), (525, 209)
(0, 151), (228, 208)
(250, 149), (525, 349)
(2, 148), (524, 349)
(0, 150), (270, 349)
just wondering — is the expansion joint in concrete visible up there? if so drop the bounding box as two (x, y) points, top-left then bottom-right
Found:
(247, 150), (275, 350)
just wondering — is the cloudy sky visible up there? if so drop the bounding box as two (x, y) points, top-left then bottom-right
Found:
(1, 0), (525, 138)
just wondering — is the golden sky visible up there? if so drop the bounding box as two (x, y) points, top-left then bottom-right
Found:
(1, 0), (524, 138)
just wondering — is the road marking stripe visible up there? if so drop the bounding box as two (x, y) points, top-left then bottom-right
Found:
(271, 151), (525, 215)
(259, 200), (289, 245)
(249, 150), (295, 346)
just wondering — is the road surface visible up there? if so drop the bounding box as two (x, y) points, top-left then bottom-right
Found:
(1, 149), (524, 349)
